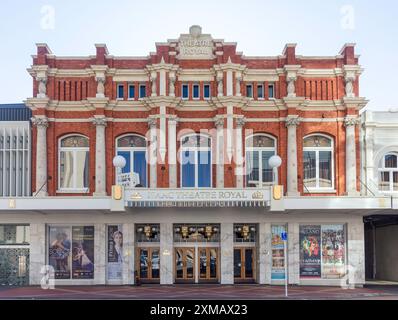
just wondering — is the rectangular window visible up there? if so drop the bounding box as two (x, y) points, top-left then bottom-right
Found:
(0, 225), (30, 245)
(204, 84), (211, 99)
(48, 226), (95, 280)
(303, 151), (317, 188)
(198, 151), (211, 187)
(268, 83), (275, 99)
(117, 84), (124, 100)
(128, 85), (135, 99)
(182, 84), (189, 99)
(246, 84), (253, 98)
(181, 151), (195, 187)
(139, 84), (146, 98)
(59, 150), (89, 190)
(193, 84), (200, 99)
(257, 84), (264, 99)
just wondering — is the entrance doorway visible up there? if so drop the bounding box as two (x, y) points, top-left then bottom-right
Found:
(234, 247), (256, 283)
(198, 248), (218, 282)
(136, 247), (160, 283)
(175, 248), (195, 282)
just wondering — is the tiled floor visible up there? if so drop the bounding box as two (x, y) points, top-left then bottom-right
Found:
(0, 285), (397, 300)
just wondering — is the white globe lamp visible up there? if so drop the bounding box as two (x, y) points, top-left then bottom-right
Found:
(113, 156), (126, 169)
(268, 155), (282, 169)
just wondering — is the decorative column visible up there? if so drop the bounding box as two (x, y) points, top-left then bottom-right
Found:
(169, 72), (176, 97)
(217, 71), (224, 97)
(160, 223), (174, 285)
(32, 117), (49, 196)
(235, 72), (242, 97)
(151, 72), (157, 97)
(92, 117), (107, 196)
(345, 116), (360, 196)
(148, 118), (158, 188)
(168, 116), (178, 188)
(215, 116), (224, 188)
(285, 116), (300, 196)
(235, 117), (245, 188)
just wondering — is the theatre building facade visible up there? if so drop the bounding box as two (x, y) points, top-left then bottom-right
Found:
(0, 26), (393, 287)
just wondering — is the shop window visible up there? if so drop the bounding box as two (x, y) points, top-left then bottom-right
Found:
(378, 153), (398, 192)
(299, 225), (346, 279)
(58, 135), (89, 192)
(181, 134), (212, 188)
(0, 225), (30, 245)
(303, 135), (334, 191)
(173, 224), (220, 243)
(48, 226), (94, 280)
(116, 135), (147, 187)
(245, 134), (276, 187)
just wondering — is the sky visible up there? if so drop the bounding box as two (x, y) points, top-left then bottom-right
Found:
(0, 0), (397, 110)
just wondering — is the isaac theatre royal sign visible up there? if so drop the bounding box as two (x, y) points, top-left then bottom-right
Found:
(177, 25), (214, 59)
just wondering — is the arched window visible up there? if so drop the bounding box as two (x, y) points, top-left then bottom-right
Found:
(245, 134), (276, 187)
(180, 134), (211, 188)
(59, 135), (89, 191)
(303, 134), (334, 190)
(378, 153), (398, 192)
(116, 135), (147, 187)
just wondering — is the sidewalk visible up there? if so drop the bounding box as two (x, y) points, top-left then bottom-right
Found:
(0, 285), (397, 300)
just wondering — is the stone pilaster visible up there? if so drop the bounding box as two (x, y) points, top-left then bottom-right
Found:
(220, 223), (234, 284)
(287, 222), (300, 284)
(347, 219), (365, 287)
(344, 116), (360, 196)
(32, 117), (49, 196)
(285, 116), (300, 196)
(29, 223), (46, 285)
(215, 116), (224, 188)
(168, 117), (178, 188)
(258, 223), (272, 284)
(122, 223), (135, 285)
(94, 224), (106, 285)
(92, 117), (107, 196)
(160, 223), (174, 285)
(148, 118), (158, 188)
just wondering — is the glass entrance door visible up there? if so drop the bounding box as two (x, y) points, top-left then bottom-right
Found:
(137, 248), (160, 283)
(234, 247), (256, 282)
(198, 248), (218, 282)
(175, 248), (195, 282)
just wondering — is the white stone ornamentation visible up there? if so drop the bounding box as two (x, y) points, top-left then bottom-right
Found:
(96, 76), (106, 98)
(37, 77), (47, 98)
(169, 72), (176, 97)
(151, 72), (157, 97)
(345, 73), (356, 98)
(217, 72), (223, 97)
(235, 73), (242, 97)
(285, 117), (300, 127)
(344, 116), (360, 127)
(287, 77), (296, 97)
(92, 117), (107, 127)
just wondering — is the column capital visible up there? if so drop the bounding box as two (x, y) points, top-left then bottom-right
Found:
(148, 117), (157, 129)
(236, 117), (246, 128)
(31, 117), (49, 128)
(285, 116), (300, 128)
(344, 116), (360, 127)
(214, 116), (224, 128)
(92, 117), (107, 127)
(168, 116), (179, 126)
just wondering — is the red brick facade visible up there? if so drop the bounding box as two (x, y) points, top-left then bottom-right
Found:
(27, 30), (366, 197)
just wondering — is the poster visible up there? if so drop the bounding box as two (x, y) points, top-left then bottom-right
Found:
(299, 225), (321, 278)
(271, 225), (286, 280)
(72, 226), (95, 279)
(48, 226), (71, 279)
(321, 225), (345, 278)
(107, 225), (123, 280)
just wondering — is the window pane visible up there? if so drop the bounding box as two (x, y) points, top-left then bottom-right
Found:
(234, 249), (242, 278)
(49, 226), (71, 279)
(303, 151), (316, 188)
(182, 85), (189, 98)
(128, 85), (135, 99)
(0, 225), (30, 245)
(246, 85), (253, 97)
(182, 151), (195, 187)
(319, 151), (332, 188)
(245, 249), (254, 278)
(75, 151), (89, 189)
(72, 226), (94, 279)
(198, 151), (211, 187)
(117, 151), (131, 174)
(379, 171), (390, 191)
(193, 85), (199, 98)
(246, 151), (259, 187)
(133, 151), (147, 187)
(60, 151), (74, 189)
(139, 85), (146, 98)
(257, 85), (264, 98)
(385, 155), (398, 168)
(117, 85), (124, 99)
(262, 151), (275, 183)
(204, 85), (210, 98)
(61, 136), (89, 148)
(304, 136), (332, 148)
(268, 84), (274, 98)
(117, 136), (146, 148)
